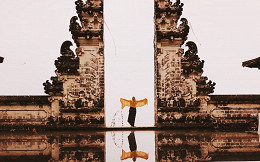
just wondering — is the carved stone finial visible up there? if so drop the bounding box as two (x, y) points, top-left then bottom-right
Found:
(75, 0), (85, 15)
(181, 41), (204, 75)
(196, 77), (216, 95)
(60, 41), (74, 56)
(155, 0), (184, 18)
(185, 41), (197, 55)
(174, 17), (189, 40)
(75, 0), (84, 8)
(156, 17), (189, 41)
(43, 76), (63, 96)
(69, 16), (82, 35)
(173, 0), (184, 14)
(55, 41), (79, 75)
(72, 0), (103, 45)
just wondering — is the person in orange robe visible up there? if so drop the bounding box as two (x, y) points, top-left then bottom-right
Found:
(120, 97), (148, 127)
(121, 132), (148, 161)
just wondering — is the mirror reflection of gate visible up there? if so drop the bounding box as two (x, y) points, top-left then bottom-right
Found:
(104, 0), (155, 127)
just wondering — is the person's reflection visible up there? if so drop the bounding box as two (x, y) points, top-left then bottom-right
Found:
(121, 131), (148, 161)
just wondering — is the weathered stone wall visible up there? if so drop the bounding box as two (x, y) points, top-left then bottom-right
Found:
(0, 96), (51, 126)
(208, 95), (260, 130)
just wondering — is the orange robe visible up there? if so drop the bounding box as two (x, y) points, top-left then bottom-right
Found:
(121, 149), (149, 161)
(120, 98), (148, 109)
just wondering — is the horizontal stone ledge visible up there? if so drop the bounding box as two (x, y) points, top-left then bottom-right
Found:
(0, 95), (51, 105)
(157, 107), (200, 112)
(60, 108), (104, 113)
(209, 95), (260, 104)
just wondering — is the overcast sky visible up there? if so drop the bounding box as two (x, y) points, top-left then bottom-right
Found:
(0, 0), (260, 126)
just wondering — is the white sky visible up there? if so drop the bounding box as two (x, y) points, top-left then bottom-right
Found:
(104, 0), (154, 127)
(0, 0), (260, 126)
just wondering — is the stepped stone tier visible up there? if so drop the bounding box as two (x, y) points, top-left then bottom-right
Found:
(0, 0), (259, 130)
(154, 0), (216, 127)
(43, 0), (105, 127)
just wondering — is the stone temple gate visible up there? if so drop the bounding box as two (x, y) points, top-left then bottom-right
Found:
(0, 0), (259, 129)
(154, 0), (215, 127)
(43, 0), (105, 126)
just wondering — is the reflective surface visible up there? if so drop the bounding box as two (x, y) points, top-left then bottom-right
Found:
(0, 130), (260, 161)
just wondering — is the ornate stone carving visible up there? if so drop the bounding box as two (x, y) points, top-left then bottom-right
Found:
(43, 76), (63, 96)
(71, 0), (103, 40)
(69, 16), (82, 35)
(155, 0), (188, 42)
(174, 18), (189, 39)
(60, 41), (74, 56)
(155, 0), (184, 18)
(54, 41), (79, 75)
(76, 0), (103, 17)
(196, 77), (216, 95)
(157, 18), (189, 41)
(181, 41), (204, 75)
(72, 0), (103, 44)
(84, 30), (103, 40)
(75, 0), (85, 18)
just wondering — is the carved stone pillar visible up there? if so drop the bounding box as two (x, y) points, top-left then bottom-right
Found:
(51, 143), (59, 161)
(198, 96), (210, 114)
(49, 97), (62, 119)
(200, 142), (211, 161)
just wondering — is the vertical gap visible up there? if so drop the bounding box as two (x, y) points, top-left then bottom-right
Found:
(104, 0), (154, 127)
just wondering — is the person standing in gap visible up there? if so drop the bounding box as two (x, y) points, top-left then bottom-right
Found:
(120, 97), (148, 127)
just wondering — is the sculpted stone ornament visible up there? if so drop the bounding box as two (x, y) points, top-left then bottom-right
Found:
(55, 41), (79, 75)
(60, 41), (74, 56)
(75, 0), (103, 16)
(84, 0), (103, 15)
(155, 0), (187, 42)
(43, 76), (63, 96)
(157, 18), (189, 41)
(182, 41), (204, 75)
(72, 0), (103, 46)
(155, 0), (184, 17)
(173, 18), (189, 39)
(75, 0), (84, 14)
(172, 0), (184, 16)
(196, 77), (216, 95)
(183, 41), (198, 57)
(69, 16), (82, 35)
